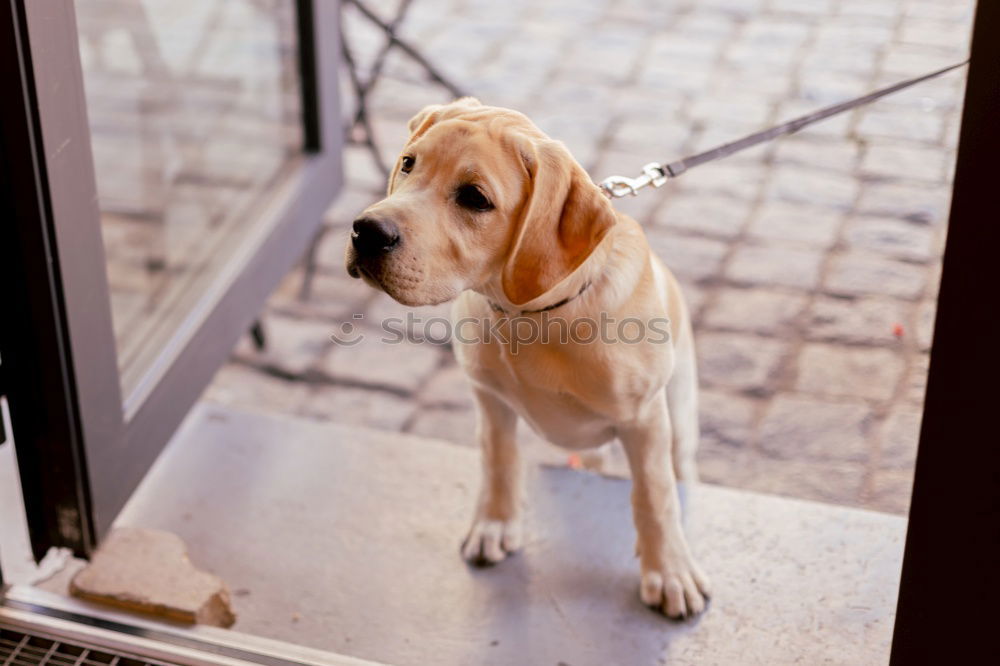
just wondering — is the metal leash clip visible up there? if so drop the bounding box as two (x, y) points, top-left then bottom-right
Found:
(598, 162), (671, 198)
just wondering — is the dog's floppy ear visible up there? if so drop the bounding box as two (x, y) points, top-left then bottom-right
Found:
(501, 138), (616, 306)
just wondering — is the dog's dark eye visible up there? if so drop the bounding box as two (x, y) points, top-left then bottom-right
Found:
(400, 155), (415, 173)
(456, 184), (493, 212)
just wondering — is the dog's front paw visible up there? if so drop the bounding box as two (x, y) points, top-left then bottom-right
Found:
(460, 517), (522, 566)
(640, 557), (712, 620)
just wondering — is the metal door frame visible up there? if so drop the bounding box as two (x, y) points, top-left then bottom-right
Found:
(0, 0), (342, 559)
(889, 1), (999, 661)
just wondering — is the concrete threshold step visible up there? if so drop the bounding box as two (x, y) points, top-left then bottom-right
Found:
(95, 402), (903, 665)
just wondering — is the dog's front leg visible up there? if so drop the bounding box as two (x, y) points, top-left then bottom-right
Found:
(619, 394), (712, 619)
(461, 387), (524, 565)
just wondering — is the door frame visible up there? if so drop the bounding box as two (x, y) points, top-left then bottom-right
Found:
(889, 1), (999, 661)
(0, 0), (342, 559)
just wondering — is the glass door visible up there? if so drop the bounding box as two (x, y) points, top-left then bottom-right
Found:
(0, 0), (341, 559)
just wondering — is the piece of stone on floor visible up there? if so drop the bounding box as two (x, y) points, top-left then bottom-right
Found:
(69, 527), (236, 627)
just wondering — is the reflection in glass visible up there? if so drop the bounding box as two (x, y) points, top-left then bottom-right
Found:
(77, 0), (302, 398)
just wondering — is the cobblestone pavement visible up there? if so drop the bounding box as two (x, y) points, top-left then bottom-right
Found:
(205, 0), (974, 514)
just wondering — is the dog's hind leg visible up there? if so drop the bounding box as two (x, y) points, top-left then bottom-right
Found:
(666, 321), (700, 483)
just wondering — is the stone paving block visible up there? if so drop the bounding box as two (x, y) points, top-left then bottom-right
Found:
(683, 159), (770, 203)
(766, 166), (860, 210)
(233, 314), (336, 378)
(638, 59), (716, 95)
(879, 407), (923, 470)
(645, 32), (723, 64)
(676, 5), (748, 35)
(205, 363), (311, 414)
(418, 363), (475, 410)
(746, 200), (842, 248)
(366, 76), (456, 123)
(713, 64), (795, 99)
(794, 343), (905, 402)
(842, 216), (937, 262)
(71, 527), (235, 627)
(813, 20), (896, 49)
(280, 271), (373, 322)
(798, 71), (873, 106)
(860, 142), (948, 184)
(696, 332), (788, 394)
(740, 17), (812, 48)
(925, 261), (943, 300)
(725, 41), (799, 69)
(702, 287), (808, 336)
(875, 71), (964, 111)
(423, 24), (509, 81)
(720, 453), (867, 508)
(726, 244), (824, 290)
(689, 93), (773, 127)
(653, 193), (752, 239)
(611, 119), (689, 156)
(340, 144), (392, 193)
(915, 300), (936, 351)
(800, 45), (882, 78)
(297, 384), (416, 431)
(265, 268), (310, 312)
(855, 107), (946, 145)
(903, 353), (930, 405)
(856, 181), (952, 225)
(370, 116), (415, 167)
(882, 43), (968, 77)
(313, 228), (359, 274)
(839, 0), (901, 20)
(768, 0), (835, 16)
(320, 332), (444, 394)
(561, 27), (649, 85)
(865, 469), (914, 515)
(610, 87), (688, 123)
(698, 388), (759, 448)
(772, 136), (860, 173)
(825, 252), (928, 299)
(323, 185), (382, 229)
(695, 440), (753, 493)
(904, 0), (975, 23)
(645, 231), (729, 283)
(806, 295), (911, 346)
(757, 394), (873, 463)
(406, 406), (476, 446)
(679, 280), (708, 319)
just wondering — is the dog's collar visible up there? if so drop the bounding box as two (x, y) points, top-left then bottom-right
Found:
(488, 280), (592, 316)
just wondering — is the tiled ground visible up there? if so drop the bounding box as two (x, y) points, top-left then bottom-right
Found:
(205, 0), (974, 514)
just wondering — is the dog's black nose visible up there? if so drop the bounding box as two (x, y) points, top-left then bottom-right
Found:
(351, 217), (400, 255)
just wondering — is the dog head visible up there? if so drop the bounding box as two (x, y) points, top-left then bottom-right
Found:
(345, 98), (617, 307)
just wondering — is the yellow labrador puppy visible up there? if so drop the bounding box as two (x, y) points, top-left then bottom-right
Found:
(345, 98), (710, 619)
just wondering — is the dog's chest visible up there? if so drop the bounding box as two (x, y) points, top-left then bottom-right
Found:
(476, 364), (618, 449)
(462, 339), (667, 450)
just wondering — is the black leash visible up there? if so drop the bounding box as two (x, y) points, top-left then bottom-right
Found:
(599, 59), (969, 198)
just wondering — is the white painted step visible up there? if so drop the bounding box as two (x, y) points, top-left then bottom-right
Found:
(109, 402), (904, 666)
